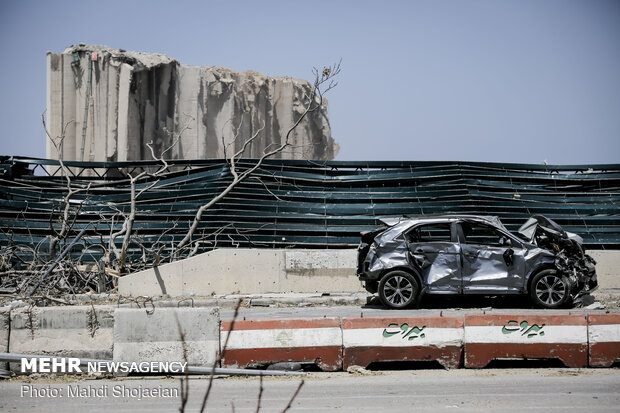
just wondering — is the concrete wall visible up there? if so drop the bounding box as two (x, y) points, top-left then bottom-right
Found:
(46, 45), (338, 162)
(113, 307), (220, 366)
(588, 250), (620, 290)
(118, 248), (620, 297)
(118, 248), (363, 296)
(8, 305), (114, 367)
(0, 307), (8, 371)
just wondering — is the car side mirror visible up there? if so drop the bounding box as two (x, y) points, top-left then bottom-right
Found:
(500, 236), (512, 247)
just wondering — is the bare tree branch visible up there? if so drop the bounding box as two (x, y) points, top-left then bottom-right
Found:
(199, 298), (242, 413)
(281, 380), (305, 413)
(109, 120), (192, 272)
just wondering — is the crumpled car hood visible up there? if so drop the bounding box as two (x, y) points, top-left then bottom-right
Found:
(518, 215), (584, 245)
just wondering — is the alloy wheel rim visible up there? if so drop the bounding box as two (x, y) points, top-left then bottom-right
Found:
(535, 275), (566, 305)
(383, 275), (414, 305)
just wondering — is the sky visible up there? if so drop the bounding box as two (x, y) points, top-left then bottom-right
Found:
(0, 0), (619, 164)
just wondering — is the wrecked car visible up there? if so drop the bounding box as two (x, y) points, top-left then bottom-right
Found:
(357, 215), (597, 309)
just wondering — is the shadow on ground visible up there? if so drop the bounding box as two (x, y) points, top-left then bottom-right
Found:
(362, 293), (599, 310)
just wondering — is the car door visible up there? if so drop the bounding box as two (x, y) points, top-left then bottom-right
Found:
(406, 222), (461, 293)
(457, 221), (524, 293)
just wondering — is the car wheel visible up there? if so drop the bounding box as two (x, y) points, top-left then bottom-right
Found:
(530, 269), (570, 309)
(378, 270), (420, 309)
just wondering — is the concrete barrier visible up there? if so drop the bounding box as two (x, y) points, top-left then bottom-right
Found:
(342, 314), (464, 370)
(221, 318), (342, 371)
(588, 313), (620, 367)
(113, 307), (220, 366)
(118, 248), (362, 296)
(118, 248), (619, 296)
(464, 313), (588, 368)
(8, 305), (114, 371)
(588, 250), (620, 290)
(0, 307), (9, 371)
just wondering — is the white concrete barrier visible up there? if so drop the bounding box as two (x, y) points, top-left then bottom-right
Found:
(113, 307), (220, 367)
(8, 305), (114, 370)
(221, 317), (343, 371)
(0, 307), (9, 371)
(118, 248), (363, 296)
(118, 248), (619, 297)
(464, 313), (588, 368)
(342, 314), (464, 370)
(588, 250), (620, 290)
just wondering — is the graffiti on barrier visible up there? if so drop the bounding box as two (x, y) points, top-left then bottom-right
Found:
(501, 320), (545, 338)
(382, 323), (426, 341)
(275, 331), (293, 345)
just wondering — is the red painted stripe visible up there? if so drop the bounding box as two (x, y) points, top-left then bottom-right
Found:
(588, 313), (620, 325)
(465, 313), (587, 327)
(589, 342), (620, 368)
(222, 346), (342, 372)
(464, 342), (587, 368)
(221, 317), (341, 331)
(343, 345), (462, 370)
(342, 316), (463, 329)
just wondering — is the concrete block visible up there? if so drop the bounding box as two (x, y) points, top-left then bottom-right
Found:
(464, 313), (588, 368)
(588, 250), (620, 290)
(8, 305), (114, 370)
(119, 249), (283, 296)
(119, 248), (363, 296)
(283, 250), (362, 293)
(588, 313), (620, 367)
(113, 307), (219, 366)
(182, 249), (283, 294)
(0, 307), (9, 371)
(119, 260), (184, 296)
(221, 317), (342, 371)
(342, 314), (464, 370)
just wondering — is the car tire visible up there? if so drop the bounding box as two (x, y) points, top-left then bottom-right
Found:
(378, 270), (420, 309)
(530, 269), (570, 309)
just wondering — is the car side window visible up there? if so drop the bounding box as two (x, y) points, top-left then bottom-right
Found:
(407, 223), (452, 243)
(461, 223), (506, 247)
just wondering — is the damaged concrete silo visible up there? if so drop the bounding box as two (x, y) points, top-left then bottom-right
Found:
(45, 44), (339, 161)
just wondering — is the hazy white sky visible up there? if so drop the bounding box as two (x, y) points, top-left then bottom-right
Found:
(1, 0), (619, 164)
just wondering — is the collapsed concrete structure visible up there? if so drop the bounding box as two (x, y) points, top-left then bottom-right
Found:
(46, 44), (338, 161)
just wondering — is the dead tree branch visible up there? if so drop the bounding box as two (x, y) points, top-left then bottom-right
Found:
(109, 121), (192, 272)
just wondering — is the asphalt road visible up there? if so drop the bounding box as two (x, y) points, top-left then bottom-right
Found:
(1, 369), (618, 412)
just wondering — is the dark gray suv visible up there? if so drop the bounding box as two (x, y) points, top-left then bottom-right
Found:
(357, 215), (597, 309)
